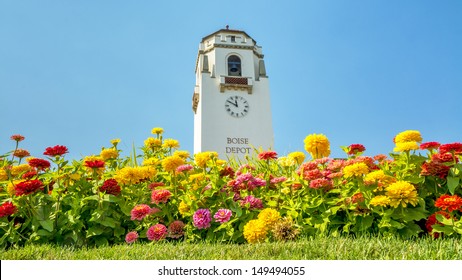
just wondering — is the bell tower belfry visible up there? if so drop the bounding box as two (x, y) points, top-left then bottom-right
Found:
(192, 27), (274, 159)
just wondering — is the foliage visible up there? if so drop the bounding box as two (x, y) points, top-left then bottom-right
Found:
(1, 130), (461, 248)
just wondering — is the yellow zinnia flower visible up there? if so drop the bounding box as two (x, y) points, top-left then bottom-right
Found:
(369, 195), (391, 207)
(11, 164), (31, 177)
(110, 139), (121, 146)
(243, 219), (268, 244)
(288, 151), (305, 165)
(0, 169), (8, 181)
(114, 166), (145, 185)
(385, 181), (419, 208)
(393, 141), (419, 152)
(194, 151), (218, 168)
(143, 157), (160, 166)
(162, 155), (185, 172)
(258, 208), (281, 227)
(173, 150), (190, 159)
(178, 201), (190, 216)
(278, 156), (296, 167)
(162, 138), (180, 149)
(364, 170), (396, 188)
(151, 127), (164, 135)
(343, 162), (369, 178)
(144, 137), (162, 148)
(100, 148), (119, 160)
(394, 130), (422, 144)
(304, 133), (330, 159)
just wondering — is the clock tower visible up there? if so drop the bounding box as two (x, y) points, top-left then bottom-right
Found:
(192, 27), (274, 159)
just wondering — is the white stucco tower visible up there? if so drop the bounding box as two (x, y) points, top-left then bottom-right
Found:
(193, 27), (273, 159)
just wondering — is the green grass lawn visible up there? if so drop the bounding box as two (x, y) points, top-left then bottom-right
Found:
(1, 235), (461, 260)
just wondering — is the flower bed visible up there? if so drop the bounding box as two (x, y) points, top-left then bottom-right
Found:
(1, 129), (461, 247)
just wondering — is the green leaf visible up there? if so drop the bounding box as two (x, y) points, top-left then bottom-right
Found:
(357, 215), (374, 232)
(267, 200), (278, 207)
(95, 236), (109, 247)
(447, 176), (460, 195)
(37, 229), (53, 237)
(39, 219), (54, 232)
(86, 226), (105, 238)
(99, 217), (117, 228)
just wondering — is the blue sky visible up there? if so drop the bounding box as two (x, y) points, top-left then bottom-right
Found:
(1, 0), (461, 161)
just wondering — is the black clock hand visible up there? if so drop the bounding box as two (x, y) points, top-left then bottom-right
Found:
(227, 100), (238, 107)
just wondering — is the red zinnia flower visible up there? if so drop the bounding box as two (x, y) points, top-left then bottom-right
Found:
(148, 182), (165, 190)
(435, 194), (462, 212)
(420, 162), (450, 179)
(151, 189), (172, 204)
(28, 158), (51, 170)
(351, 193), (365, 204)
(15, 179), (44, 196)
(100, 178), (121, 196)
(44, 145), (68, 157)
(0, 201), (17, 217)
(425, 211), (451, 238)
(258, 151), (278, 160)
(220, 166), (235, 178)
(439, 142), (462, 155)
(22, 170), (37, 180)
(10, 134), (25, 142)
(432, 153), (458, 164)
(168, 220), (185, 239)
(347, 144), (366, 155)
(147, 224), (167, 241)
(420, 142), (441, 151)
(84, 160), (105, 169)
(13, 149), (30, 158)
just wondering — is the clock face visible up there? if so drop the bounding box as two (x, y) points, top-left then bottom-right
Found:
(225, 95), (249, 118)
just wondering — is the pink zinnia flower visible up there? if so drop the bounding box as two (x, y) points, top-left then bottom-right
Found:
(193, 208), (212, 229)
(270, 176), (287, 184)
(0, 202), (17, 217)
(258, 151), (278, 160)
(303, 169), (323, 180)
(125, 231), (139, 244)
(240, 195), (263, 210)
(176, 164), (193, 173)
(309, 178), (333, 189)
(214, 209), (232, 224)
(151, 189), (172, 204)
(43, 145), (68, 157)
(147, 224), (168, 241)
(130, 204), (151, 220)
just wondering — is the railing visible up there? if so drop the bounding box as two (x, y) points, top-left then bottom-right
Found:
(220, 76), (253, 94)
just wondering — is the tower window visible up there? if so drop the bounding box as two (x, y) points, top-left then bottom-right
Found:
(230, 36), (236, 43)
(227, 55), (241, 76)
